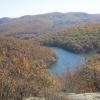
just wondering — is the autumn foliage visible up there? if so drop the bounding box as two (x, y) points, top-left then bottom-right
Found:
(59, 54), (100, 93)
(0, 36), (57, 100)
(33, 23), (100, 53)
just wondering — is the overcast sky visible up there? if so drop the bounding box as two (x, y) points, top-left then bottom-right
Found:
(0, 0), (100, 18)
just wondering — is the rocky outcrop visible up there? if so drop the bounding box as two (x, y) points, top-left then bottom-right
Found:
(24, 97), (45, 100)
(67, 93), (100, 100)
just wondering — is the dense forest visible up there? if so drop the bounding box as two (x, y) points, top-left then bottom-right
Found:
(32, 23), (100, 53)
(0, 36), (61, 100)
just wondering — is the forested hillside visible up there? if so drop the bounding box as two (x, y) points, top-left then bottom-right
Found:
(0, 36), (58, 100)
(32, 23), (100, 53)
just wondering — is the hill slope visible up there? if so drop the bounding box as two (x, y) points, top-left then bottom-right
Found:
(0, 12), (100, 38)
(32, 23), (100, 53)
(0, 36), (57, 100)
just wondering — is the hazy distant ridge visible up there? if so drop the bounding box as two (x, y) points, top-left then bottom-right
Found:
(0, 12), (100, 35)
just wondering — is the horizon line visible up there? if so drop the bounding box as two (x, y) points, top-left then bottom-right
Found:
(0, 11), (100, 19)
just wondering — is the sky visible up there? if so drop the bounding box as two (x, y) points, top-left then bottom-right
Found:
(0, 0), (100, 18)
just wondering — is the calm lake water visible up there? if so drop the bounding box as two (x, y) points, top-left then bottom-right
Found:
(50, 47), (86, 75)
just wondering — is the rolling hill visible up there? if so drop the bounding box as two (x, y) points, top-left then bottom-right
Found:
(32, 23), (100, 53)
(0, 12), (100, 38)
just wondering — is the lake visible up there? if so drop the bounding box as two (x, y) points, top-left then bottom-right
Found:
(50, 47), (86, 75)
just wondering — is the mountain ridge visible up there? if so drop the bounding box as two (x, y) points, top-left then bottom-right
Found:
(0, 12), (100, 38)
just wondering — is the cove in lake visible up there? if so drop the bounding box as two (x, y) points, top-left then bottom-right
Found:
(50, 47), (86, 76)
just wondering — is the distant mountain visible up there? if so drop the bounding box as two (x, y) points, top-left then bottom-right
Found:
(0, 17), (11, 24)
(0, 12), (100, 38)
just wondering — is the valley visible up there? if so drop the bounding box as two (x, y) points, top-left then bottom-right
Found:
(0, 12), (100, 100)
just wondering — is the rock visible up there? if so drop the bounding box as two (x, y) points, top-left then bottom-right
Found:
(67, 92), (100, 100)
(24, 97), (45, 100)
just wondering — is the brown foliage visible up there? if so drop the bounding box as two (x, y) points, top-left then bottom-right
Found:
(0, 36), (57, 100)
(33, 23), (100, 53)
(59, 54), (100, 93)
